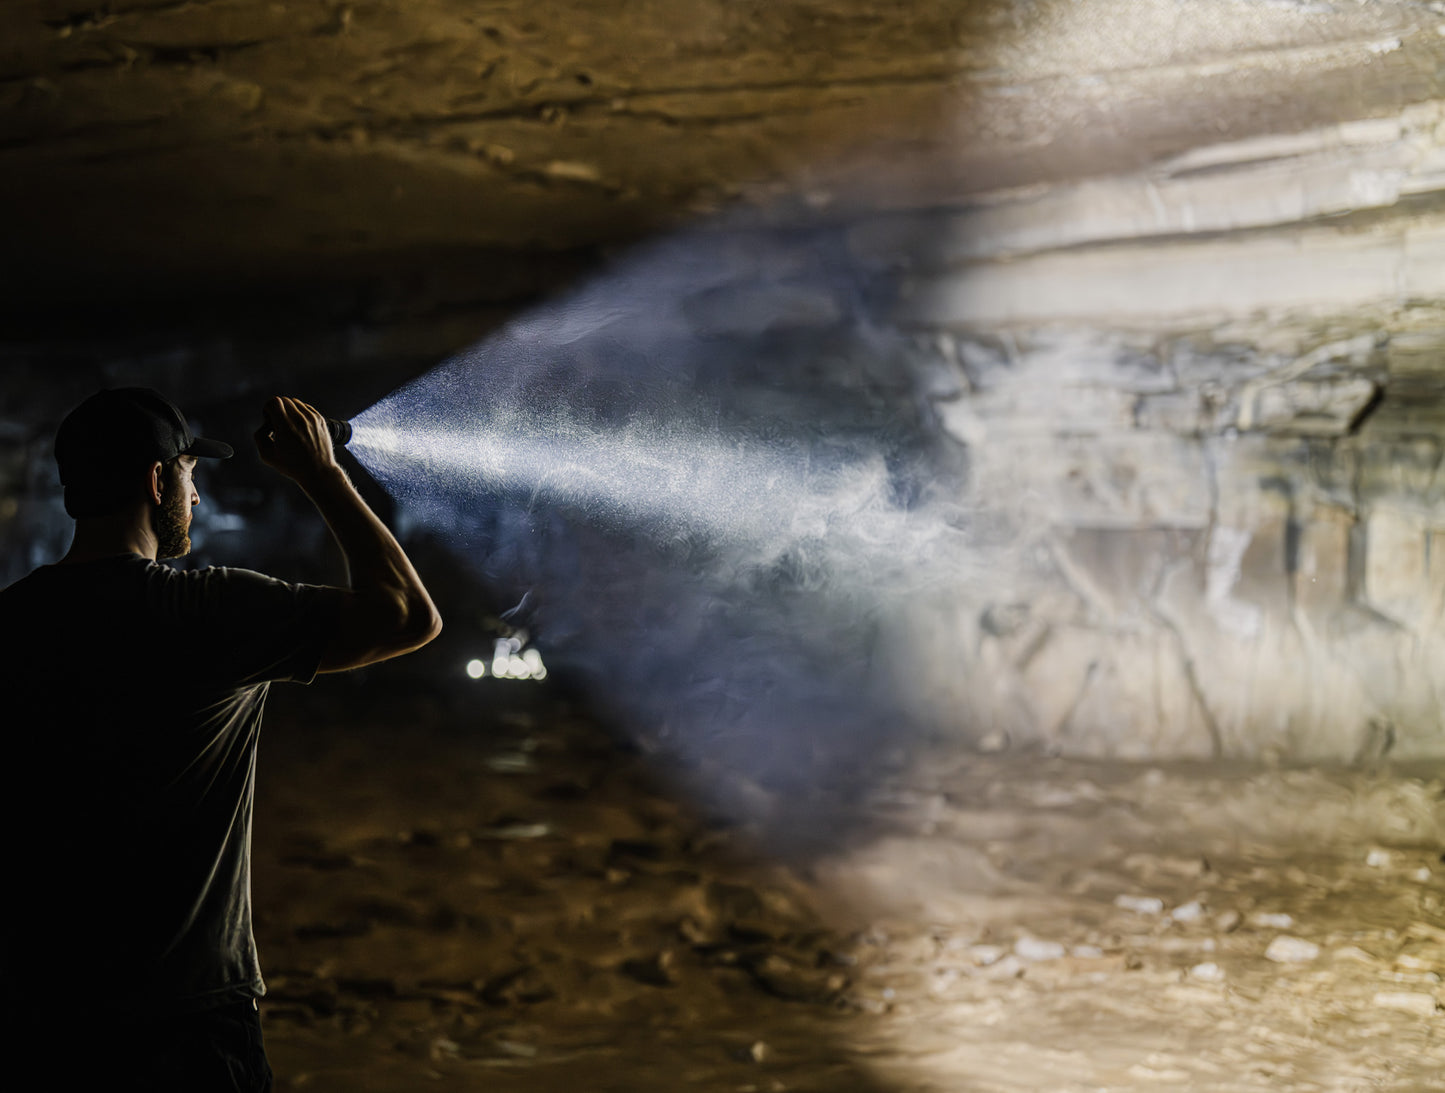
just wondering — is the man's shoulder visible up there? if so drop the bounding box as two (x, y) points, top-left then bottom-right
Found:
(2, 555), (145, 602)
(144, 561), (321, 612)
(159, 563), (341, 622)
(173, 563), (305, 592)
(1, 556), (152, 638)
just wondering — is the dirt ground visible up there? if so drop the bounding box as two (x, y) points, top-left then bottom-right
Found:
(253, 683), (1445, 1092)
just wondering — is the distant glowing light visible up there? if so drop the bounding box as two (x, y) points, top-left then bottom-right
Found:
(521, 648), (547, 679)
(469, 637), (548, 682)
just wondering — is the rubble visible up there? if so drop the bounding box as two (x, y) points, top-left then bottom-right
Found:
(254, 696), (1445, 1090)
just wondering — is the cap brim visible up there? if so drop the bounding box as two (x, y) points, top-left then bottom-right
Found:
(184, 436), (234, 460)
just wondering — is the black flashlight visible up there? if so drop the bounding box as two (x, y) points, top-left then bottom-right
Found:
(259, 416), (353, 447)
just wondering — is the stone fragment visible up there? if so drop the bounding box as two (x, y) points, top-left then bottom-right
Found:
(1372, 991), (1439, 1016)
(1214, 910), (1242, 933)
(214, 78), (265, 114)
(1331, 946), (1377, 964)
(1115, 895), (1166, 915)
(1366, 848), (1392, 867)
(619, 951), (676, 987)
(486, 752), (537, 773)
(543, 160), (602, 183)
(1249, 912), (1294, 929)
(1127, 1063), (1192, 1083)
(1170, 901), (1206, 923)
(746, 955), (841, 1003)
(1072, 945), (1105, 959)
(1189, 962), (1226, 982)
(1395, 954), (1434, 971)
(850, 994), (891, 1016)
(430, 1037), (460, 1062)
(1265, 936), (1320, 963)
(1014, 937), (1066, 961)
(969, 944), (1007, 966)
(976, 954), (1025, 980)
(480, 822), (551, 840)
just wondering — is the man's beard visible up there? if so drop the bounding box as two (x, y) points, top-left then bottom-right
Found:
(152, 478), (191, 559)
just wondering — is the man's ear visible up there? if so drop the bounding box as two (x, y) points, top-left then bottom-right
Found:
(146, 460), (165, 506)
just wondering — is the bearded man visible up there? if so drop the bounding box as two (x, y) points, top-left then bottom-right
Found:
(1, 388), (441, 1091)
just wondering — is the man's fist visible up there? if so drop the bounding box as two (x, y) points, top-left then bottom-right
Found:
(254, 396), (339, 484)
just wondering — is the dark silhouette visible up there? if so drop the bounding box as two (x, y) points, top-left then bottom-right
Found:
(1, 389), (440, 1091)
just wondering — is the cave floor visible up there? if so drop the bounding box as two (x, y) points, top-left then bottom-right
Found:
(254, 687), (1445, 1093)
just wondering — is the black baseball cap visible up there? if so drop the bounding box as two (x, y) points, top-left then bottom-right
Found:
(55, 388), (234, 485)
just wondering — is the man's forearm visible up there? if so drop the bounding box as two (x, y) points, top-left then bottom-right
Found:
(298, 463), (439, 633)
(255, 394), (441, 671)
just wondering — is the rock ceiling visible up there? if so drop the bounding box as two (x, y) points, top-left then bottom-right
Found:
(4, 0), (1443, 290)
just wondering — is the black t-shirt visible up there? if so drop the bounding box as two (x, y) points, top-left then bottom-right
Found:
(0, 554), (339, 1014)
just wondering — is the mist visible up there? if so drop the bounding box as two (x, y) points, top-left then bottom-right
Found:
(348, 216), (992, 836)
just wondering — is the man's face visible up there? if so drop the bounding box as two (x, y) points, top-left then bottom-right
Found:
(153, 456), (198, 559)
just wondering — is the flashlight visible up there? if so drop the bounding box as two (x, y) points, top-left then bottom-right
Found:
(259, 416), (353, 447)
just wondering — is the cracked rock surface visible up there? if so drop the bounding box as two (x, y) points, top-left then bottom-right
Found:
(3, 0), (1443, 278)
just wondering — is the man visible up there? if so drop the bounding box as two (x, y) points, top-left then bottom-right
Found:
(1, 388), (441, 1090)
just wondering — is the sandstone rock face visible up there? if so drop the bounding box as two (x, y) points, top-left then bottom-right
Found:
(890, 101), (1445, 759)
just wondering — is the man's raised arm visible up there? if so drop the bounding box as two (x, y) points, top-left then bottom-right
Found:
(255, 395), (442, 672)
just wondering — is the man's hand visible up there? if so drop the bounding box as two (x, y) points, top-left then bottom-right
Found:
(255, 393), (442, 670)
(254, 396), (339, 486)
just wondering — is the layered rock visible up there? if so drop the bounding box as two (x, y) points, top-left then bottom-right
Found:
(883, 102), (1445, 761)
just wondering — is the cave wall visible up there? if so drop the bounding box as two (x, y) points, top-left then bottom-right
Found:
(862, 92), (1445, 762)
(7, 1), (1445, 761)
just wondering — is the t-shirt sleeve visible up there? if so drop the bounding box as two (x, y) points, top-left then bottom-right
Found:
(160, 565), (343, 686)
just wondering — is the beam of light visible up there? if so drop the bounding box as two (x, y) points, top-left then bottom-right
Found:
(351, 393), (972, 587)
(343, 217), (999, 851)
